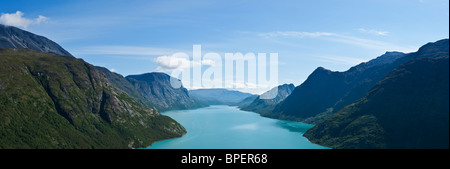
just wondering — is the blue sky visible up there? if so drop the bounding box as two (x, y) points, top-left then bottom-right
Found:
(1, 0), (449, 94)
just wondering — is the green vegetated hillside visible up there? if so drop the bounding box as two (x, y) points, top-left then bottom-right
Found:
(0, 48), (186, 148)
(304, 55), (449, 149)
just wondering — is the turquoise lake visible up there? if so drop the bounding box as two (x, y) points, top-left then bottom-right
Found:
(147, 105), (328, 149)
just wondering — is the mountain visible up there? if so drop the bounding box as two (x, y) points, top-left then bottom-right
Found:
(240, 84), (294, 115)
(125, 73), (204, 111)
(189, 88), (255, 105)
(272, 51), (408, 123)
(304, 55), (449, 149)
(236, 95), (258, 108)
(0, 24), (72, 57)
(95, 66), (155, 108)
(0, 48), (186, 148)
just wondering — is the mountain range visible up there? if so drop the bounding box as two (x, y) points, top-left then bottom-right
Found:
(271, 51), (409, 123)
(0, 48), (186, 148)
(96, 67), (204, 111)
(0, 25), (190, 148)
(126, 73), (205, 111)
(273, 39), (448, 125)
(189, 88), (254, 105)
(0, 24), (72, 57)
(304, 55), (449, 148)
(236, 38), (449, 149)
(1, 24), (448, 149)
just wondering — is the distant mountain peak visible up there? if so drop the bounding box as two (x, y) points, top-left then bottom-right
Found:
(315, 66), (330, 71)
(416, 38), (449, 54)
(189, 88), (255, 106)
(240, 83), (295, 115)
(260, 83), (294, 99)
(0, 24), (72, 57)
(384, 51), (403, 55)
(421, 38), (449, 48)
(348, 51), (406, 72)
(305, 56), (449, 149)
(271, 39), (448, 123)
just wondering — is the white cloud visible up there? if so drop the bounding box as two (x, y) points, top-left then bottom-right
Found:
(357, 28), (389, 36)
(154, 54), (215, 72)
(0, 11), (49, 29)
(36, 15), (50, 24)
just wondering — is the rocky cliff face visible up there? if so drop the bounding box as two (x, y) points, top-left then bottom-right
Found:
(0, 24), (72, 57)
(126, 73), (204, 111)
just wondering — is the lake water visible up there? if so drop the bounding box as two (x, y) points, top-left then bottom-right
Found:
(147, 105), (328, 149)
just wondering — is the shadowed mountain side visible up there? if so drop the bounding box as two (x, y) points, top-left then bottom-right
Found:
(272, 39), (449, 124)
(272, 51), (406, 122)
(304, 56), (449, 149)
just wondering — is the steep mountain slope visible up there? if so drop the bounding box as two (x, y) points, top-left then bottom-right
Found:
(95, 66), (155, 108)
(0, 24), (72, 57)
(126, 73), (204, 111)
(272, 39), (449, 123)
(272, 52), (405, 122)
(240, 84), (294, 114)
(0, 49), (186, 148)
(236, 95), (258, 108)
(304, 56), (449, 149)
(189, 88), (255, 105)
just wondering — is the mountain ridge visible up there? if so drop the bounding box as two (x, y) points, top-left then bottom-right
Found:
(189, 88), (255, 105)
(0, 25), (187, 149)
(0, 24), (72, 57)
(271, 49), (413, 123)
(240, 84), (295, 115)
(304, 55), (449, 149)
(0, 48), (186, 148)
(125, 72), (205, 111)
